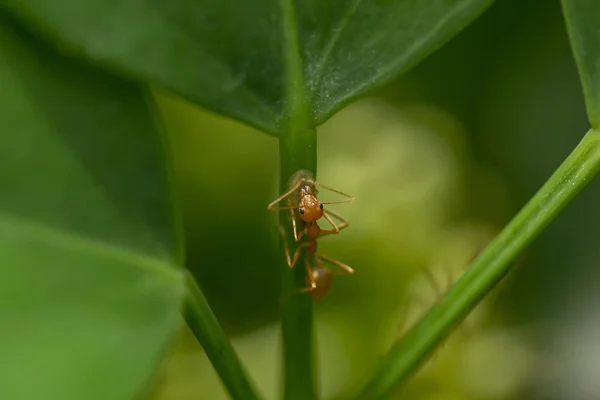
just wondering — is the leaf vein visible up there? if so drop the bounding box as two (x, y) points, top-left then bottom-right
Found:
(0, 211), (183, 282)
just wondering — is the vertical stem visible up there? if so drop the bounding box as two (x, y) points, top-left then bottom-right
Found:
(278, 0), (317, 398)
(279, 127), (317, 400)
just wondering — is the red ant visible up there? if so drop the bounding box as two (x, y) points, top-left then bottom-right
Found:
(268, 169), (354, 239)
(268, 170), (354, 299)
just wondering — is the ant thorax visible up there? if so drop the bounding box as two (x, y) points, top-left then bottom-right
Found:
(305, 222), (321, 239)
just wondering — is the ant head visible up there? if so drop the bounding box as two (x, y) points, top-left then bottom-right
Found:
(298, 194), (323, 222)
(307, 266), (333, 301)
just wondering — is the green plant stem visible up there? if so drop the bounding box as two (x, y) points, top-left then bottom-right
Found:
(183, 270), (262, 400)
(279, 125), (318, 400)
(278, 0), (318, 398)
(356, 129), (600, 400)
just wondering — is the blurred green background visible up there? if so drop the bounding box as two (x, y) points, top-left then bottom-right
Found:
(152, 1), (600, 399)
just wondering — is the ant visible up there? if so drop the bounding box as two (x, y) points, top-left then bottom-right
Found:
(267, 169), (354, 241)
(268, 169), (354, 299)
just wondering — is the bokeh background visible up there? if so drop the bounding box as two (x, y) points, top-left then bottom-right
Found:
(151, 1), (600, 399)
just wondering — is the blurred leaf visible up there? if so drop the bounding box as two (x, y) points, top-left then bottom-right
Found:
(562, 0), (600, 128)
(5, 0), (493, 135)
(356, 128), (600, 399)
(0, 16), (184, 400)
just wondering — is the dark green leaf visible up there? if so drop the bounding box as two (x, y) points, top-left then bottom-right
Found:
(562, 0), (600, 128)
(4, 0), (493, 135)
(0, 15), (184, 400)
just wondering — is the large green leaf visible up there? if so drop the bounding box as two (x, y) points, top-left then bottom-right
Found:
(562, 0), (600, 128)
(0, 15), (184, 400)
(4, 0), (494, 135)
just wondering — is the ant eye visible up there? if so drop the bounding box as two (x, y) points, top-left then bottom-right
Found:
(319, 203), (323, 210)
(299, 207), (305, 215)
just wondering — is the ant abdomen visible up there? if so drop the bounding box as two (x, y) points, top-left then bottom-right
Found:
(307, 266), (333, 300)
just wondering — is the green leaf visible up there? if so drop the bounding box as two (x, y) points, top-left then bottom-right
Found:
(562, 0), (600, 128)
(4, 0), (494, 135)
(0, 15), (184, 400)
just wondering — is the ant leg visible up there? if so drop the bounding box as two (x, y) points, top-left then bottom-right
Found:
(317, 253), (354, 274)
(306, 256), (318, 287)
(279, 253), (318, 303)
(289, 208), (305, 242)
(267, 179), (304, 210)
(444, 264), (454, 292)
(423, 266), (443, 302)
(294, 286), (315, 294)
(278, 225), (308, 268)
(320, 211), (341, 234)
(318, 209), (349, 236)
(294, 257), (318, 294)
(306, 180), (354, 204)
(397, 297), (415, 337)
(325, 208), (349, 229)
